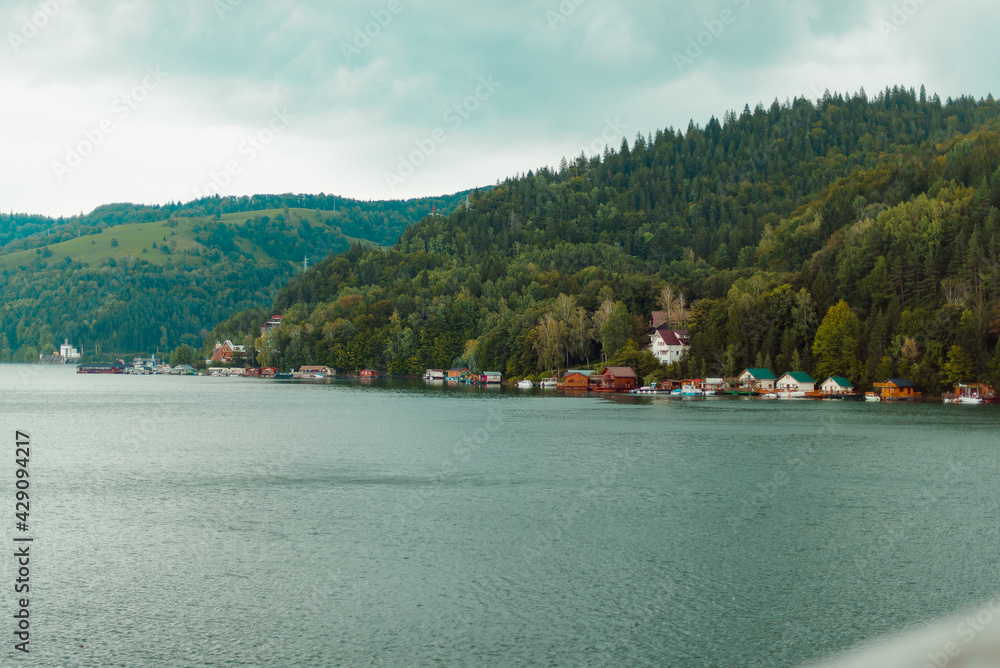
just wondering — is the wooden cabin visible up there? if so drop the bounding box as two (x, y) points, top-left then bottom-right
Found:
(737, 368), (777, 392)
(872, 378), (921, 401)
(819, 376), (855, 396)
(360, 369), (378, 378)
(776, 372), (815, 393)
(593, 367), (639, 393)
(482, 371), (503, 384)
(299, 366), (334, 377)
(446, 368), (469, 381)
(558, 370), (594, 391)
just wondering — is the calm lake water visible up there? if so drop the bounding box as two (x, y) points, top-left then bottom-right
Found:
(1, 365), (998, 667)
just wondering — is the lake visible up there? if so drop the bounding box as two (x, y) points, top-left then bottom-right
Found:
(2, 365), (999, 666)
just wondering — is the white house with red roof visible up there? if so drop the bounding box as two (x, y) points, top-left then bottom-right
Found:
(649, 326), (690, 365)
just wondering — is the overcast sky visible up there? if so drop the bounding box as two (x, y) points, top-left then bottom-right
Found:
(1, 0), (996, 217)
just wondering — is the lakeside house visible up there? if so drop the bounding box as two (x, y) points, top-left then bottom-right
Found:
(483, 371), (503, 384)
(298, 366), (334, 377)
(360, 369), (378, 378)
(776, 372), (816, 393)
(593, 367), (639, 392)
(872, 378), (921, 401)
(172, 364), (197, 375)
(819, 377), (855, 395)
(446, 368), (470, 381)
(648, 326), (690, 365)
(559, 369), (594, 391)
(259, 315), (283, 336)
(39, 339), (82, 365)
(948, 383), (998, 403)
(211, 340), (245, 364)
(737, 368), (777, 392)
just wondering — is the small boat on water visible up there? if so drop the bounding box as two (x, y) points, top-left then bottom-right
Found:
(630, 382), (673, 396)
(774, 390), (809, 400)
(678, 382), (714, 397)
(865, 392), (881, 402)
(944, 383), (998, 404)
(539, 378), (558, 389)
(275, 372), (293, 379)
(516, 379), (534, 389)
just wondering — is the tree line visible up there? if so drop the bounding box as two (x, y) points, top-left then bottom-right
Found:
(195, 88), (1000, 392)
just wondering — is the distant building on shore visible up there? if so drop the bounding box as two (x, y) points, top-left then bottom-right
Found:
(210, 340), (246, 364)
(259, 315), (283, 336)
(649, 326), (689, 365)
(38, 339), (81, 364)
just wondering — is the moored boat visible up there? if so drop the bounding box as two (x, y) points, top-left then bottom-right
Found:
(946, 383), (997, 404)
(516, 379), (533, 389)
(539, 378), (558, 389)
(629, 382), (673, 396)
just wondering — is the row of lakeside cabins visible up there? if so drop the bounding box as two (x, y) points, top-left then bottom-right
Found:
(427, 366), (998, 402)
(429, 367), (866, 395)
(75, 361), (996, 403)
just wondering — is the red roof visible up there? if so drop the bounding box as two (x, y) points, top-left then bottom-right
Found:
(652, 328), (689, 346)
(603, 366), (638, 378)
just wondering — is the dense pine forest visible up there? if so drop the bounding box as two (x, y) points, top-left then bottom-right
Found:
(206, 87), (1000, 394)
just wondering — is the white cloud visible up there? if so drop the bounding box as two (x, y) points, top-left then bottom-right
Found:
(0, 0), (997, 217)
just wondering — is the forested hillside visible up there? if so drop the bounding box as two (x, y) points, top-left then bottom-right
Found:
(223, 87), (1000, 393)
(0, 191), (470, 360)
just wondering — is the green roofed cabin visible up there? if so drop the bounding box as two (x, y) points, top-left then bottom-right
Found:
(737, 368), (777, 391)
(820, 377), (855, 395)
(776, 372), (815, 393)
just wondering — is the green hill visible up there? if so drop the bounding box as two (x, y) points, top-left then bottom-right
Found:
(0, 192), (472, 360)
(212, 87), (1000, 393)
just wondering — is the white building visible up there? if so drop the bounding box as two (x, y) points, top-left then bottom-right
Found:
(819, 377), (855, 394)
(59, 340), (80, 361)
(649, 327), (689, 365)
(737, 368), (777, 391)
(776, 372), (816, 393)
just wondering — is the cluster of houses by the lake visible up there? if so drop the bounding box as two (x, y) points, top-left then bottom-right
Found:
(67, 311), (1000, 403)
(421, 364), (933, 401)
(421, 310), (997, 403)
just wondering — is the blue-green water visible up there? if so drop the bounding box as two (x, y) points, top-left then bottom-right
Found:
(1, 365), (998, 666)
